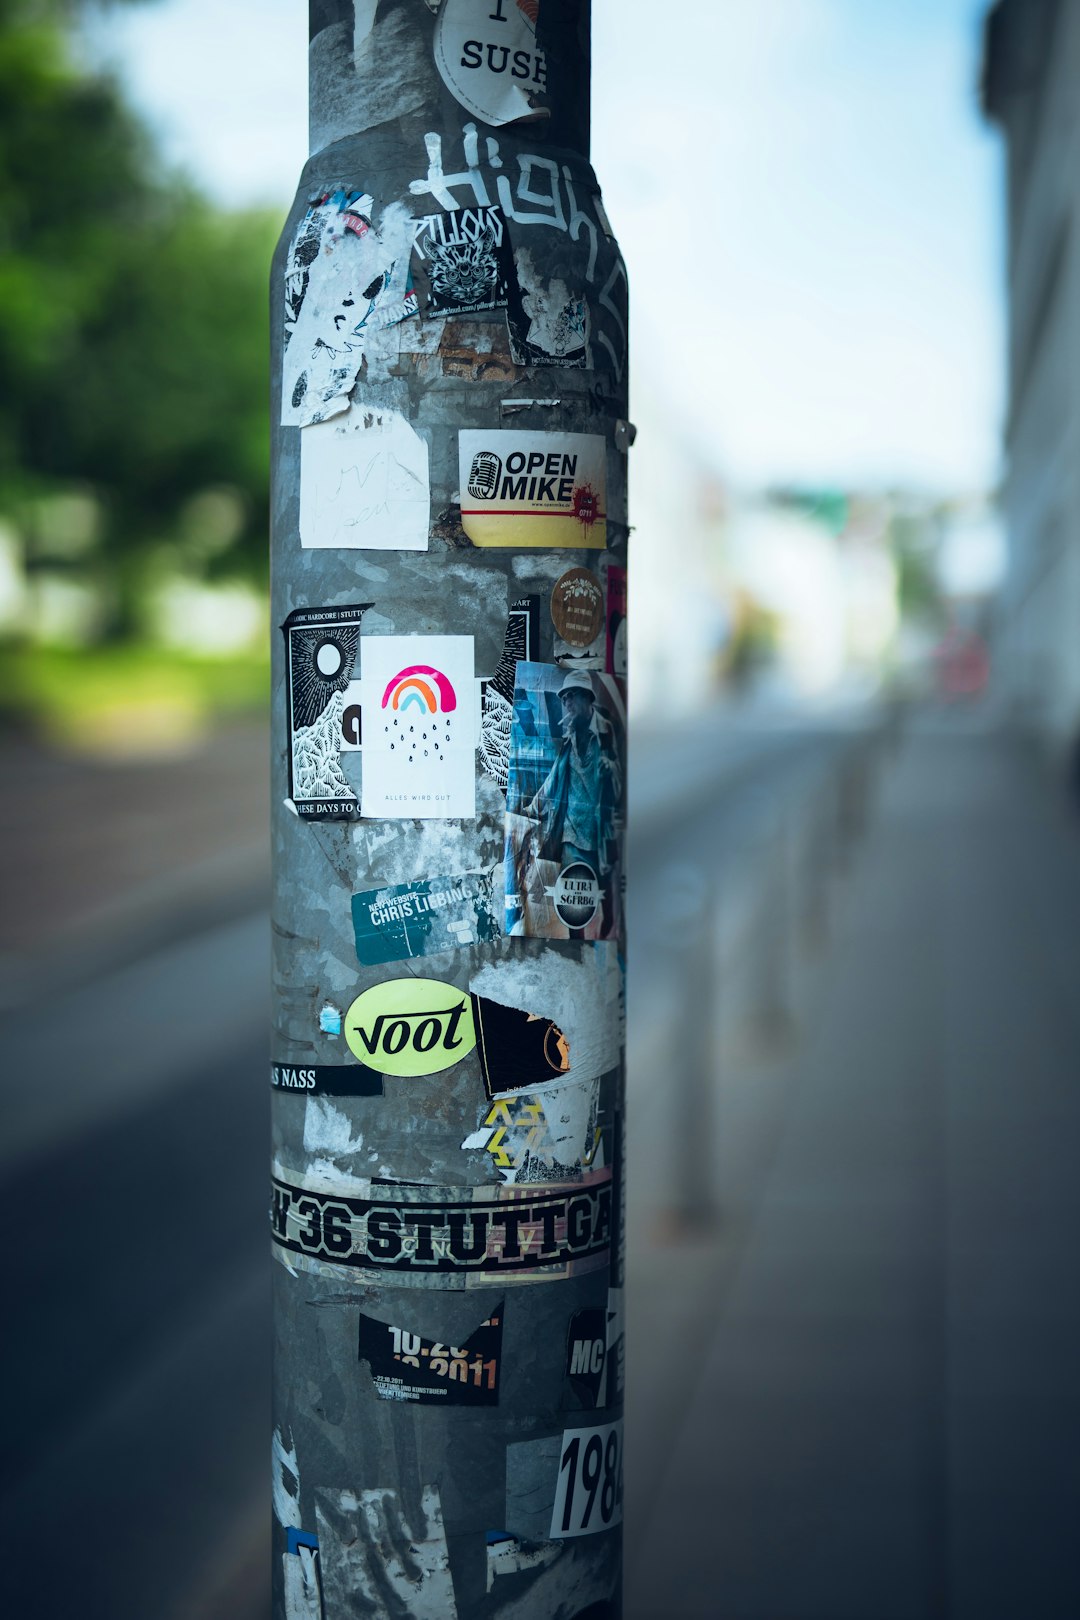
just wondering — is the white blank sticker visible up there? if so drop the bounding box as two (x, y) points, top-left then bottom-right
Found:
(300, 407), (429, 551)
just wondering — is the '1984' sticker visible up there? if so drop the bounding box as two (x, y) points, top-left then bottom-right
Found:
(550, 1418), (623, 1539)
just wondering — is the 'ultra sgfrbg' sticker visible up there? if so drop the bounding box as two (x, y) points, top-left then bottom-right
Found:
(459, 431), (606, 549)
(345, 977), (476, 1076)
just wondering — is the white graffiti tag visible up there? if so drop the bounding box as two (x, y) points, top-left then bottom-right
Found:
(408, 125), (624, 377)
(409, 125), (601, 284)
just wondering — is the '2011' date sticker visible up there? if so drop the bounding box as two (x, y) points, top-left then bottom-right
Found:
(550, 1418), (623, 1539)
(357, 1305), (502, 1405)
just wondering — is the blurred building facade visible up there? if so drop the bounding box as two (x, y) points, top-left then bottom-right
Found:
(627, 370), (732, 717)
(983, 0), (1080, 754)
(628, 386), (917, 718)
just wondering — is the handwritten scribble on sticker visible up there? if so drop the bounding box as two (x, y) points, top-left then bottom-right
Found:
(299, 407), (430, 552)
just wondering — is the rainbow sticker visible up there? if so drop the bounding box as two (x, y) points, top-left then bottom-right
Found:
(362, 635), (476, 820)
(381, 665), (458, 715)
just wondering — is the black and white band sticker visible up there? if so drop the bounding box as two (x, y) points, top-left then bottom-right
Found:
(283, 604), (371, 819)
(550, 1419), (624, 1539)
(565, 1307), (606, 1407)
(270, 1064), (382, 1098)
(271, 1169), (613, 1281)
(564, 1290), (624, 1410)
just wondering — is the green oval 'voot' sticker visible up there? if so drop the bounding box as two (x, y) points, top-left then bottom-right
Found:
(345, 977), (476, 1076)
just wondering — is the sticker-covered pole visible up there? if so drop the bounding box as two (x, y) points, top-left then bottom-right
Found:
(270, 3), (628, 1614)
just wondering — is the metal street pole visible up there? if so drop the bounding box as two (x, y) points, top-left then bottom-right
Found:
(269, 3), (629, 1615)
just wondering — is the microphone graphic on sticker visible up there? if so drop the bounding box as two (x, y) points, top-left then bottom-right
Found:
(468, 451), (501, 500)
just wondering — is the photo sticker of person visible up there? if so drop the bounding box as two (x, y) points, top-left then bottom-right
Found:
(504, 663), (626, 941)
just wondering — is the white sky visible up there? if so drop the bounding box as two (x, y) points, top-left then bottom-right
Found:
(85, 0), (1004, 495)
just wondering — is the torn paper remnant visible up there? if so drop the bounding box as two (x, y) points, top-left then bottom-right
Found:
(272, 1427), (301, 1529)
(282, 191), (418, 429)
(315, 1484), (459, 1618)
(282, 1543), (321, 1620)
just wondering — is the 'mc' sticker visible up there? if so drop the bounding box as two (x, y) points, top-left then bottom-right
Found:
(459, 431), (606, 549)
(345, 978), (476, 1076)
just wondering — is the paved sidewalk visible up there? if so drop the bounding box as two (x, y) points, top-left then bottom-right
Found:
(626, 720), (1080, 1620)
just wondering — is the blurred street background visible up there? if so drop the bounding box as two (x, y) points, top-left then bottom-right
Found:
(3, 0), (1080, 1616)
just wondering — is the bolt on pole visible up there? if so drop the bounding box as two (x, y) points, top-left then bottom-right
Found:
(270, 2), (629, 1614)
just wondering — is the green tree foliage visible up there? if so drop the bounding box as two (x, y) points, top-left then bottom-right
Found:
(0, 0), (276, 625)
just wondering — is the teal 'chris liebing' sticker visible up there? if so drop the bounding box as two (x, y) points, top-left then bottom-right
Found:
(350, 869), (499, 966)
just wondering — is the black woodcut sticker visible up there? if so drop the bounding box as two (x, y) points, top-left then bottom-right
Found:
(504, 248), (589, 369)
(411, 204), (513, 317)
(495, 598), (541, 702)
(271, 1170), (613, 1279)
(473, 994), (571, 1099)
(357, 1305), (503, 1404)
(282, 604), (373, 818)
(480, 595), (540, 790)
(270, 1064), (383, 1098)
